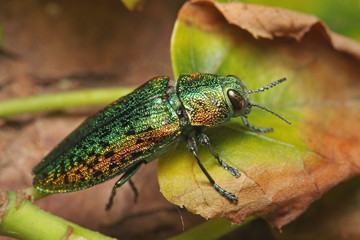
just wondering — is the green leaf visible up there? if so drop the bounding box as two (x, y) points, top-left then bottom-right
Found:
(159, 0), (360, 228)
(167, 217), (253, 240)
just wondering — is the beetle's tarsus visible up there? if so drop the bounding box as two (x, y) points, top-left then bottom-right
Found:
(129, 179), (139, 203)
(241, 116), (273, 133)
(187, 137), (238, 203)
(106, 188), (116, 211)
(222, 164), (240, 177)
(214, 183), (238, 202)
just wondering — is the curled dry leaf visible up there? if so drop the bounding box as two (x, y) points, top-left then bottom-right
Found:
(273, 176), (360, 240)
(158, 0), (360, 228)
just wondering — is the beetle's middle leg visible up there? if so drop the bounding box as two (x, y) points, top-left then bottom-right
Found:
(187, 137), (238, 202)
(196, 129), (240, 177)
(106, 161), (143, 210)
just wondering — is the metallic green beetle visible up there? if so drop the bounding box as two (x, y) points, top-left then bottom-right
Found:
(32, 73), (290, 209)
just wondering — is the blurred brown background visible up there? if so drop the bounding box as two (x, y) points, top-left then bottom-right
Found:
(0, 0), (207, 239)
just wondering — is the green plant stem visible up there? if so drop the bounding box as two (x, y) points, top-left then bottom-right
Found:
(0, 191), (114, 240)
(0, 87), (134, 118)
(23, 187), (50, 201)
(167, 217), (255, 240)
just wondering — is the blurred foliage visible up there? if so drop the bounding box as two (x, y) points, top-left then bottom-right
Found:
(215, 0), (360, 40)
(121, 0), (145, 10)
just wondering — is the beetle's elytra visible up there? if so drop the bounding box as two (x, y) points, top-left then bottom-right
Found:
(32, 73), (290, 209)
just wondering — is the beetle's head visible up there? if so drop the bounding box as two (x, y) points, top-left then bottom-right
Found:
(222, 75), (290, 124)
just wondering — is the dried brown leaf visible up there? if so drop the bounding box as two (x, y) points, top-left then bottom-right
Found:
(159, 0), (360, 228)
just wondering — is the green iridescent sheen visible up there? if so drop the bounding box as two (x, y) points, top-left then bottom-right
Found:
(33, 76), (181, 192)
(177, 73), (251, 126)
(32, 73), (288, 206)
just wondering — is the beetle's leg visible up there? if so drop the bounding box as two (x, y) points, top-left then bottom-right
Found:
(128, 179), (139, 203)
(196, 129), (240, 177)
(187, 137), (238, 202)
(241, 116), (273, 133)
(106, 161), (143, 210)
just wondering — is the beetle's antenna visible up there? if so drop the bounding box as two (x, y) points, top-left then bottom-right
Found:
(248, 78), (286, 94)
(249, 103), (291, 124)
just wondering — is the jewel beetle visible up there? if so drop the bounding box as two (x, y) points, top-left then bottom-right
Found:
(32, 73), (290, 210)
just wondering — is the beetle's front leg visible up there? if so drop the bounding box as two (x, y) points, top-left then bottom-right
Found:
(241, 116), (273, 133)
(196, 129), (240, 177)
(187, 137), (238, 202)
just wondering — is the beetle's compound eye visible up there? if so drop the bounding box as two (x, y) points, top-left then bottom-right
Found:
(227, 89), (246, 115)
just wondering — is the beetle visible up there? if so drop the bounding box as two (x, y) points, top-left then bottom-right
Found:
(32, 73), (290, 210)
